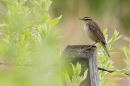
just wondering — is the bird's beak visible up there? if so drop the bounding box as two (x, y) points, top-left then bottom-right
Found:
(79, 18), (84, 20)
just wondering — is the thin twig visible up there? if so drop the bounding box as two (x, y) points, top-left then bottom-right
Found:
(98, 67), (130, 76)
(0, 62), (33, 66)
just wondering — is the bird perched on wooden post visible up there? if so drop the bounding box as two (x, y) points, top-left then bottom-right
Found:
(79, 17), (110, 57)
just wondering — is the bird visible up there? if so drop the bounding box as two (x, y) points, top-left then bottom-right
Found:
(79, 17), (110, 57)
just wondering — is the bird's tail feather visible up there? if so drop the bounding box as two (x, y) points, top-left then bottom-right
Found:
(101, 42), (110, 57)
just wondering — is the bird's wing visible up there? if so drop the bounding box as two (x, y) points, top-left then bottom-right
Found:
(87, 22), (106, 44)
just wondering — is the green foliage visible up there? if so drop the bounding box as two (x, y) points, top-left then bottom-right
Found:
(97, 29), (121, 62)
(123, 37), (130, 84)
(63, 63), (88, 86)
(97, 29), (122, 85)
(0, 0), (62, 86)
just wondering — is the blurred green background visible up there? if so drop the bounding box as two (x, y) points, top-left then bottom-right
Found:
(0, 0), (130, 85)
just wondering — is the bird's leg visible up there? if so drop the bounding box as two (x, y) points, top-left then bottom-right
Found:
(79, 42), (97, 53)
(87, 42), (97, 49)
(92, 42), (97, 46)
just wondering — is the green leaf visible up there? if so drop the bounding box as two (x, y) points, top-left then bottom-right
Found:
(31, 0), (41, 11)
(4, 39), (9, 44)
(24, 29), (30, 40)
(83, 70), (88, 80)
(25, 10), (32, 18)
(76, 62), (81, 75)
(124, 36), (130, 43)
(103, 28), (107, 35)
(115, 35), (122, 40)
(2, 30), (10, 35)
(109, 29), (120, 44)
(19, 0), (27, 5)
(63, 72), (72, 86)
(33, 7), (42, 20)
(70, 63), (76, 76)
(7, 4), (16, 13)
(123, 48), (130, 62)
(2, 0), (11, 3)
(49, 15), (62, 26)
(45, 0), (52, 11)
(43, 13), (50, 23)
(0, 24), (6, 27)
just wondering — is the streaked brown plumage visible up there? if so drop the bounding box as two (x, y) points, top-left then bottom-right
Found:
(79, 17), (110, 57)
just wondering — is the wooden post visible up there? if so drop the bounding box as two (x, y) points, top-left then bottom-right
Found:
(61, 45), (99, 86)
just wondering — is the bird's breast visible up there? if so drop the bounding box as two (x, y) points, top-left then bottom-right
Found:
(83, 23), (99, 42)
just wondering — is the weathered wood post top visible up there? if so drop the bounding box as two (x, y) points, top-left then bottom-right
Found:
(61, 45), (99, 86)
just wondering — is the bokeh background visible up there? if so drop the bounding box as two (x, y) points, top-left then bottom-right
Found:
(0, 0), (130, 85)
